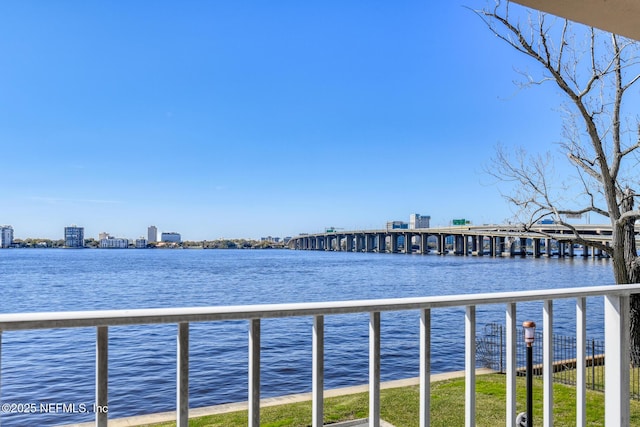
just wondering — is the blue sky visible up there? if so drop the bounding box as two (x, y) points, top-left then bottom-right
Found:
(0, 1), (568, 241)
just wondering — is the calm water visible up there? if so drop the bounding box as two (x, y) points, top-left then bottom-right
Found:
(0, 249), (614, 426)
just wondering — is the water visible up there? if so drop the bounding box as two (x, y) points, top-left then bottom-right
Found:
(0, 249), (614, 426)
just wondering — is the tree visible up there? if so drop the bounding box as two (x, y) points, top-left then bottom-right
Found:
(473, 1), (640, 355)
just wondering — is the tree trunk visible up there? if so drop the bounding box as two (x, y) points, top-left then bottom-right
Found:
(631, 295), (640, 366)
(614, 192), (640, 363)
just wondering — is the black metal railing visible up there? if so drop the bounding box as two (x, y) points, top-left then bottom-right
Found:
(476, 323), (637, 398)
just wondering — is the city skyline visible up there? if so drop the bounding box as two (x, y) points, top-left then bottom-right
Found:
(2, 2), (581, 240)
(3, 214), (426, 242)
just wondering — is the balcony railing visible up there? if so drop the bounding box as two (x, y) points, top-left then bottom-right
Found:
(1, 284), (639, 427)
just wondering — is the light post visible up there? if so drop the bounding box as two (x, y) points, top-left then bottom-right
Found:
(523, 321), (536, 427)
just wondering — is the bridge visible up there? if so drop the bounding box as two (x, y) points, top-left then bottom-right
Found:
(288, 224), (624, 258)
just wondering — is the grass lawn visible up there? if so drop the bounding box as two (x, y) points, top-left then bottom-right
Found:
(141, 374), (640, 426)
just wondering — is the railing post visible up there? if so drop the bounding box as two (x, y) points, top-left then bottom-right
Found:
(420, 308), (431, 427)
(604, 294), (630, 426)
(465, 305), (476, 427)
(177, 322), (189, 427)
(543, 300), (553, 427)
(96, 326), (108, 427)
(576, 298), (586, 427)
(506, 303), (516, 427)
(249, 319), (261, 427)
(369, 312), (381, 427)
(500, 324), (504, 373)
(312, 315), (324, 427)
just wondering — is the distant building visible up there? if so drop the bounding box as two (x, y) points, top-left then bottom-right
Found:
(100, 236), (129, 249)
(161, 232), (181, 243)
(409, 214), (431, 229)
(261, 236), (281, 243)
(135, 238), (148, 248)
(99, 232), (110, 240)
(64, 226), (85, 248)
(148, 225), (158, 243)
(386, 221), (408, 231)
(0, 225), (14, 248)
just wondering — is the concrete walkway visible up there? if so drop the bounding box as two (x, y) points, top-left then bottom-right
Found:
(59, 368), (494, 427)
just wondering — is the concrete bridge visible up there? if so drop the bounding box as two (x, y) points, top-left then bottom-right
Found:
(288, 224), (623, 258)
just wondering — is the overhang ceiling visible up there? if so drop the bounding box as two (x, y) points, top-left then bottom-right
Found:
(513, 0), (640, 41)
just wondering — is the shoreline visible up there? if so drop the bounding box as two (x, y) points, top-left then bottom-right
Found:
(57, 369), (495, 427)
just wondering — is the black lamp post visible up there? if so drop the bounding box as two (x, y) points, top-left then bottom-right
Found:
(523, 321), (536, 427)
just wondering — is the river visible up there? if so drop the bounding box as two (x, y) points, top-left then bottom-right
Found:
(0, 249), (615, 426)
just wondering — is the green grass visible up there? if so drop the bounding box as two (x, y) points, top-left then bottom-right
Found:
(553, 364), (640, 398)
(140, 374), (640, 427)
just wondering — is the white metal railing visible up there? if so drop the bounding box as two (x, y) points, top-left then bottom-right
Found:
(1, 284), (639, 427)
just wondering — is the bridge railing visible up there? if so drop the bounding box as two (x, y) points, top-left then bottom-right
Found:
(1, 284), (639, 427)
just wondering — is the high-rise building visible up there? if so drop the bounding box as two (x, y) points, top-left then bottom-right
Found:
(148, 225), (158, 243)
(64, 226), (85, 248)
(409, 213), (431, 229)
(0, 225), (14, 248)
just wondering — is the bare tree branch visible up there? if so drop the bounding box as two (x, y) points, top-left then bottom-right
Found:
(474, 0), (640, 353)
